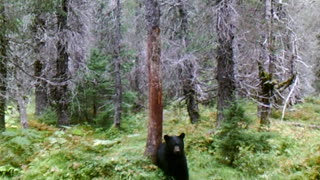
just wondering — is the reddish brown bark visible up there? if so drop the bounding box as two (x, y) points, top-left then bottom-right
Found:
(145, 26), (163, 163)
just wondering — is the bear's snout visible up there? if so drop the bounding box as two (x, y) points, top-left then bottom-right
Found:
(173, 146), (181, 154)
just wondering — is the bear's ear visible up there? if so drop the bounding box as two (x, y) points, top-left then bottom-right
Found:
(179, 133), (185, 139)
(164, 135), (170, 142)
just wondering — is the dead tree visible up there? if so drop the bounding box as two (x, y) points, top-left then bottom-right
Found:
(258, 62), (295, 127)
(177, 0), (200, 124)
(144, 0), (163, 164)
(258, 0), (297, 127)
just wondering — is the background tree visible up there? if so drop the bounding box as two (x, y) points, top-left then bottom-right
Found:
(52, 0), (70, 126)
(31, 2), (50, 116)
(215, 0), (238, 127)
(0, 1), (8, 131)
(144, 0), (163, 163)
(161, 0), (200, 124)
(257, 0), (296, 127)
(113, 0), (122, 128)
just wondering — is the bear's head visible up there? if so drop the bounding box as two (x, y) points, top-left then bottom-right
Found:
(164, 133), (185, 155)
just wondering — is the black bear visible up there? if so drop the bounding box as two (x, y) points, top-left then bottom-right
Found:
(156, 133), (189, 180)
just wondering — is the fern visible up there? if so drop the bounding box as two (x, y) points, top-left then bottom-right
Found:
(0, 165), (20, 177)
(9, 136), (31, 146)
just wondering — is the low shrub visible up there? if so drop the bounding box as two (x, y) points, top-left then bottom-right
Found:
(213, 101), (273, 165)
(36, 108), (57, 125)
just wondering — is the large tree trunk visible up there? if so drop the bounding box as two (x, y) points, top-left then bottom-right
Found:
(145, 0), (163, 164)
(216, 0), (237, 127)
(113, 0), (122, 128)
(0, 3), (7, 131)
(33, 15), (48, 116)
(54, 0), (70, 126)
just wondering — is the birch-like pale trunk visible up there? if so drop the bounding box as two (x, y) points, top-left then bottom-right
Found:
(17, 96), (28, 129)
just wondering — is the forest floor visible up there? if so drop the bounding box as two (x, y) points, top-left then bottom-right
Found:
(1, 97), (320, 179)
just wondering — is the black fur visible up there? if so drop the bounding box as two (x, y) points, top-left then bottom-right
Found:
(156, 133), (189, 180)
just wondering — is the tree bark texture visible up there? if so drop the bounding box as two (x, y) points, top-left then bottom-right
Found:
(17, 96), (28, 129)
(145, 0), (163, 164)
(0, 3), (7, 131)
(54, 0), (70, 126)
(216, 0), (237, 127)
(259, 0), (275, 127)
(258, 63), (274, 127)
(113, 0), (122, 128)
(34, 60), (48, 116)
(33, 15), (48, 116)
(258, 62), (296, 128)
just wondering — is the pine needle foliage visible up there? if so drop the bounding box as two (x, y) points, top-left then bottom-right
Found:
(213, 101), (273, 165)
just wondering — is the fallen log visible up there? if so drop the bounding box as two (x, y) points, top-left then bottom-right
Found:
(283, 121), (320, 130)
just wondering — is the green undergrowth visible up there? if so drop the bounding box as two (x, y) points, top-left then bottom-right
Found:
(1, 98), (320, 179)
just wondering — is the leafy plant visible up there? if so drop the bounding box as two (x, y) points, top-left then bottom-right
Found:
(0, 165), (20, 177)
(0, 129), (46, 169)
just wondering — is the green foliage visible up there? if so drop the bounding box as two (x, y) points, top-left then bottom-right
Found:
(71, 49), (138, 126)
(93, 110), (113, 128)
(36, 108), (57, 125)
(0, 129), (47, 177)
(71, 49), (113, 124)
(0, 165), (19, 177)
(3, 98), (320, 179)
(233, 147), (278, 177)
(20, 119), (161, 180)
(213, 102), (273, 165)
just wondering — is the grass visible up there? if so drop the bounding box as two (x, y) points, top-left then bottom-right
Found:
(1, 98), (320, 179)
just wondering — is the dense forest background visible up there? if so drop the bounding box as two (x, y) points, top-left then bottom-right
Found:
(1, 0), (320, 179)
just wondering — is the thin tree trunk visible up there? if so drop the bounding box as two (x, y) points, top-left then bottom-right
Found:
(113, 0), (122, 128)
(17, 96), (28, 129)
(145, 0), (162, 164)
(132, 0), (144, 111)
(0, 3), (7, 131)
(216, 0), (237, 127)
(55, 0), (70, 126)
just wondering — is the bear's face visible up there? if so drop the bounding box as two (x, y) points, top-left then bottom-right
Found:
(164, 133), (185, 155)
